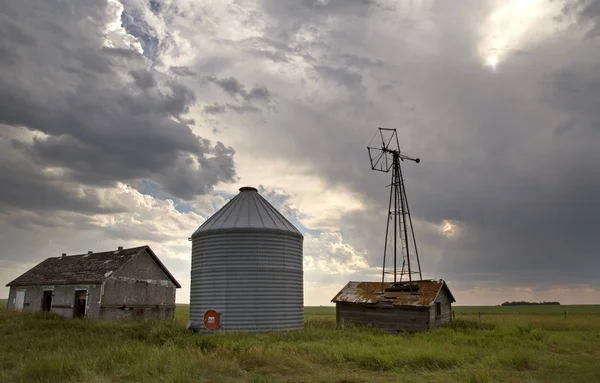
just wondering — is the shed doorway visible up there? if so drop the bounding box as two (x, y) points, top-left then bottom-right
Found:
(42, 290), (53, 312)
(73, 290), (87, 318)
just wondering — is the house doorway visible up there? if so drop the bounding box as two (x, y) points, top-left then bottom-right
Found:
(42, 290), (53, 312)
(73, 290), (87, 318)
(15, 289), (25, 311)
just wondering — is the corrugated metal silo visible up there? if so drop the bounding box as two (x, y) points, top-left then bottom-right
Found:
(188, 186), (304, 332)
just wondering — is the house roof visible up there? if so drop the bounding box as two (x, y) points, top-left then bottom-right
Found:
(191, 186), (302, 238)
(5, 245), (181, 288)
(331, 279), (456, 308)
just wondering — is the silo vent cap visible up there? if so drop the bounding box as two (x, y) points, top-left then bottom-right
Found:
(239, 186), (258, 192)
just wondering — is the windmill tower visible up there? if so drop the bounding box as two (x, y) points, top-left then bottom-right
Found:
(329, 129), (456, 332)
(367, 128), (422, 291)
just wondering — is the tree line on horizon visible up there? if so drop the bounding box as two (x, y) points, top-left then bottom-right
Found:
(500, 301), (561, 306)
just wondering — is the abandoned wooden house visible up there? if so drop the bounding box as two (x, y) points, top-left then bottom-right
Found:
(5, 245), (180, 321)
(331, 279), (455, 333)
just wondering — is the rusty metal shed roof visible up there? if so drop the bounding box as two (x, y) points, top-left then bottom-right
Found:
(331, 279), (455, 308)
(5, 245), (181, 288)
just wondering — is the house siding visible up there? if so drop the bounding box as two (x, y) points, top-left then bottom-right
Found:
(336, 302), (431, 333)
(7, 284), (102, 319)
(429, 289), (453, 328)
(100, 250), (176, 321)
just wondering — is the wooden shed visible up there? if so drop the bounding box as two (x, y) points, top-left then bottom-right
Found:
(331, 279), (455, 333)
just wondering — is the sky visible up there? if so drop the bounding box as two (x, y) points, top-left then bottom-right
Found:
(1, 0), (599, 306)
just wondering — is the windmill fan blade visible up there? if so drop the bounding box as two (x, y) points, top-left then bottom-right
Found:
(379, 128), (400, 151)
(368, 147), (392, 172)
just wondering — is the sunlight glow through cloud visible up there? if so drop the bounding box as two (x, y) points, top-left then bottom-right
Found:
(478, 0), (563, 69)
(441, 219), (460, 238)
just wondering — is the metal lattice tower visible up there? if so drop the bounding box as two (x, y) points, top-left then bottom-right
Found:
(367, 128), (422, 290)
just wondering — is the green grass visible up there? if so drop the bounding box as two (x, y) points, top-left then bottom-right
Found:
(1, 304), (600, 382)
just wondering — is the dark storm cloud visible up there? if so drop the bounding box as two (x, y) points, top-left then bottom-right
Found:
(544, 65), (600, 132)
(208, 0), (600, 289)
(0, 0), (236, 210)
(339, 54), (384, 69)
(0, 128), (125, 215)
(130, 69), (157, 89)
(204, 104), (227, 115)
(559, 0), (600, 36)
(169, 66), (196, 77)
(203, 103), (261, 115)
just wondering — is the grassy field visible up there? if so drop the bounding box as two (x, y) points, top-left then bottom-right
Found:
(1, 301), (600, 382)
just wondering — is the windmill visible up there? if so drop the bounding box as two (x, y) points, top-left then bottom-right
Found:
(367, 128), (422, 291)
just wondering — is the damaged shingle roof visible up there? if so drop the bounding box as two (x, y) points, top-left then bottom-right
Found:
(331, 279), (455, 308)
(6, 245), (181, 288)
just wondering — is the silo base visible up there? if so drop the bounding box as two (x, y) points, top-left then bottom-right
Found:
(186, 321), (203, 333)
(185, 320), (304, 334)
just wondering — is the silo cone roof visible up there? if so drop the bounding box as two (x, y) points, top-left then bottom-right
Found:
(191, 187), (303, 239)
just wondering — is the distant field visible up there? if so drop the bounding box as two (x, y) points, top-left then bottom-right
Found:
(454, 305), (600, 315)
(7, 300), (600, 319)
(305, 306), (336, 315)
(173, 304), (600, 323)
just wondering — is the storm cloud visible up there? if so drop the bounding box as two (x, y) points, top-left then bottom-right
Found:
(0, 0), (236, 211)
(1, 0), (599, 304)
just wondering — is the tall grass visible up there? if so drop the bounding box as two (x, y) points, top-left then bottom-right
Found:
(1, 306), (600, 383)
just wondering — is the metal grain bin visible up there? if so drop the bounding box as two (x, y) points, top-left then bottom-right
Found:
(188, 186), (304, 332)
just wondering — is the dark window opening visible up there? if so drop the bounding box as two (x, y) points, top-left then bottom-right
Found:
(435, 301), (441, 317)
(73, 290), (87, 318)
(41, 291), (53, 312)
(386, 283), (420, 293)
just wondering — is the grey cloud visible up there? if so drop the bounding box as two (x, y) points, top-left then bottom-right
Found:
(206, 0), (600, 290)
(257, 186), (307, 220)
(379, 84), (393, 92)
(559, 0), (600, 36)
(227, 104), (261, 114)
(0, 0), (236, 208)
(169, 66), (196, 77)
(120, 0), (163, 61)
(204, 103), (261, 115)
(0, 128), (125, 215)
(0, 15), (36, 46)
(315, 65), (365, 90)
(3, 0), (600, 302)
(130, 69), (156, 89)
(543, 65), (600, 132)
(207, 76), (272, 104)
(339, 53), (384, 69)
(204, 104), (227, 115)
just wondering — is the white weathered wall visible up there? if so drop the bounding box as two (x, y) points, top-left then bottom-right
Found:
(429, 288), (453, 328)
(7, 284), (102, 319)
(100, 250), (176, 321)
